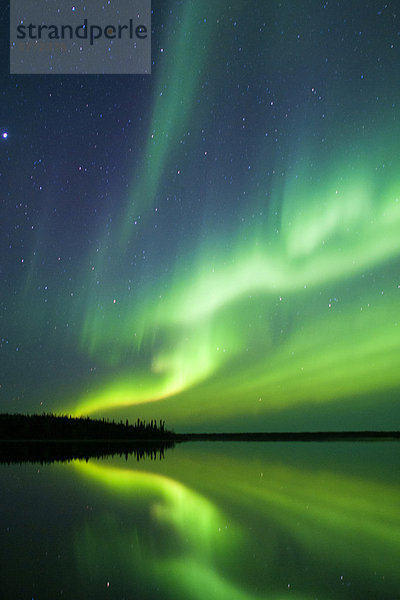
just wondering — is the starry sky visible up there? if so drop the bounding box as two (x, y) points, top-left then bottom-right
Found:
(1, 1), (400, 431)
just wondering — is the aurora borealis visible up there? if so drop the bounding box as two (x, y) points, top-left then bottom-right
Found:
(2, 1), (400, 430)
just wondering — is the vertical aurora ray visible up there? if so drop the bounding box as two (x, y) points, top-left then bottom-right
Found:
(119, 1), (223, 238)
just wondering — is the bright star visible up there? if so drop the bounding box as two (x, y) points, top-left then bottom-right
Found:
(2, 132), (8, 139)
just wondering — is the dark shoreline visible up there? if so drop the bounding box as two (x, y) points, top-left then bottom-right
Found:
(1, 431), (399, 444)
(174, 431), (400, 442)
(2, 415), (398, 444)
(1, 431), (398, 464)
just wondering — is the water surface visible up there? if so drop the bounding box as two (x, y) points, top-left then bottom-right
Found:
(1, 441), (399, 599)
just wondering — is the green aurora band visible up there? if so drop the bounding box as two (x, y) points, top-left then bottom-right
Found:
(67, 4), (400, 427)
(73, 150), (400, 424)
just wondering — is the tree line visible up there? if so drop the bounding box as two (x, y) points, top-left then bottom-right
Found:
(0, 413), (173, 441)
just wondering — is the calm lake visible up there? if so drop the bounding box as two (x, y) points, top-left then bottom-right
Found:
(1, 441), (399, 600)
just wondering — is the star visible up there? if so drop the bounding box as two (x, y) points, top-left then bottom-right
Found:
(2, 132), (8, 139)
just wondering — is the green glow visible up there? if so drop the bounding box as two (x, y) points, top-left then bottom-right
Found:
(157, 559), (312, 600)
(155, 445), (400, 583)
(232, 463), (400, 568)
(159, 162), (400, 324)
(73, 154), (400, 423)
(74, 318), (240, 416)
(67, 4), (400, 427)
(73, 460), (230, 553)
(74, 2), (224, 373)
(73, 458), (316, 600)
(71, 443), (400, 598)
(73, 459), (255, 600)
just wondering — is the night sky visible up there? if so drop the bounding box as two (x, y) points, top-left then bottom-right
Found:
(1, 1), (400, 431)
